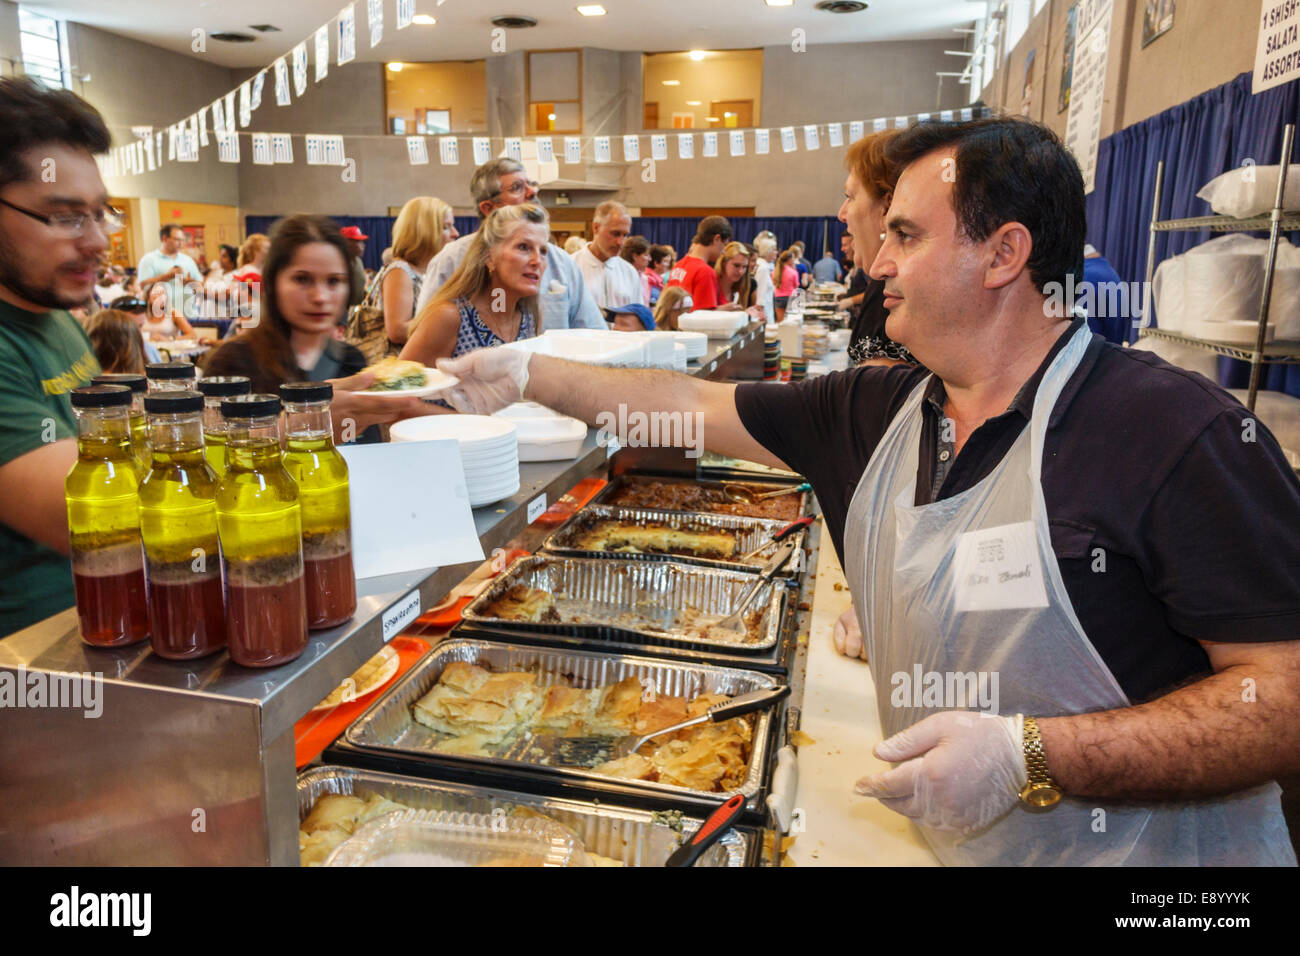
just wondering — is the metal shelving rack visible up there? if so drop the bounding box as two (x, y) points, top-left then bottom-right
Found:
(1139, 123), (1298, 411)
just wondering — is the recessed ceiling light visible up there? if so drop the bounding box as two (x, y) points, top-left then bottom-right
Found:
(689, 50), (707, 61)
(387, 62), (404, 72)
(686, 100), (702, 106)
(662, 80), (680, 86)
(764, 0), (794, 6)
(412, 14), (436, 24)
(576, 4), (606, 14)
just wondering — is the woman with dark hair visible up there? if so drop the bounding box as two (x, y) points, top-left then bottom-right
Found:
(619, 235), (651, 306)
(645, 244), (672, 305)
(203, 215), (368, 394)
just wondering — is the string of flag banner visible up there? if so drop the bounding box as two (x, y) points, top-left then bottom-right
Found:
(89, 0), (985, 181)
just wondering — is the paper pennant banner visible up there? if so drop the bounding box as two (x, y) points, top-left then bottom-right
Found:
(315, 26), (330, 82)
(940, 110), (954, 122)
(564, 136), (581, 163)
(754, 129), (770, 154)
(167, 126), (176, 160)
(251, 70), (265, 110)
(224, 91), (236, 130)
(960, 107), (973, 121)
(338, 4), (357, 65)
(305, 134), (326, 165)
(217, 131), (240, 163)
(211, 99), (225, 135)
(293, 42), (309, 96)
(622, 134), (639, 162)
(677, 133), (694, 159)
(406, 136), (429, 165)
(917, 112), (931, 123)
(156, 131), (163, 165)
(536, 137), (554, 164)
(803, 125), (819, 150)
(145, 137), (156, 171)
(397, 0), (415, 29)
(594, 136), (611, 163)
(505, 137), (522, 161)
(894, 115), (909, 129)
(367, 0), (383, 47)
(272, 133), (294, 164)
(650, 134), (667, 161)
(702, 131), (717, 157)
(780, 126), (797, 152)
(472, 137), (491, 165)
(849, 120), (865, 141)
(440, 136), (460, 164)
(729, 130), (745, 156)
(275, 58), (291, 106)
(827, 123), (843, 148)
(252, 133), (273, 165)
(872, 117), (888, 132)
(324, 135), (345, 165)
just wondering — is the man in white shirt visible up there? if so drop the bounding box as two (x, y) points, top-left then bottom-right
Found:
(568, 201), (646, 314)
(136, 224), (203, 320)
(414, 158), (605, 332)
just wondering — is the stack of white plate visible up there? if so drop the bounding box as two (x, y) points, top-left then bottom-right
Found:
(388, 415), (520, 507)
(662, 330), (709, 361)
(672, 341), (688, 372)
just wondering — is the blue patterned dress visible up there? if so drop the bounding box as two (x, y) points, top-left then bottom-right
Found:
(451, 297), (537, 357)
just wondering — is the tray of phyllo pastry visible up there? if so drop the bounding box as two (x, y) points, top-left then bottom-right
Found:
(541, 504), (806, 576)
(297, 765), (758, 867)
(593, 473), (810, 522)
(331, 639), (784, 817)
(460, 554), (786, 653)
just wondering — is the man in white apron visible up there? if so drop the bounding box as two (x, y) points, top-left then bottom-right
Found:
(436, 117), (1300, 866)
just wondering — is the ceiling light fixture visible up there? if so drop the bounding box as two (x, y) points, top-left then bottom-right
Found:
(412, 14), (436, 24)
(764, 0), (795, 6)
(689, 50), (707, 61)
(662, 79), (680, 86)
(576, 4), (607, 14)
(387, 62), (404, 72)
(686, 100), (702, 105)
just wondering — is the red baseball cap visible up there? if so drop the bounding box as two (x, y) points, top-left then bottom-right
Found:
(340, 226), (369, 240)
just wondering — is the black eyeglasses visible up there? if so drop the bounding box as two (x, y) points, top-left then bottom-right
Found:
(492, 180), (541, 200)
(0, 197), (125, 237)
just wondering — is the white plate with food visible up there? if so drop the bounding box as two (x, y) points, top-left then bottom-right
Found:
(363, 357), (459, 399)
(312, 645), (401, 712)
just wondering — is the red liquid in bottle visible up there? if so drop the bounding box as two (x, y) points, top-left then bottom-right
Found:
(73, 566), (150, 647)
(225, 574), (309, 668)
(304, 545), (357, 630)
(147, 571), (227, 660)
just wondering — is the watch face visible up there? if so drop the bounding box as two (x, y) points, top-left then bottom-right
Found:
(1025, 785), (1063, 809)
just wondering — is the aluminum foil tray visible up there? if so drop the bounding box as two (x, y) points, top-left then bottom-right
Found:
(593, 473), (810, 522)
(542, 504), (806, 576)
(462, 554), (784, 652)
(297, 765), (752, 867)
(343, 639), (781, 808)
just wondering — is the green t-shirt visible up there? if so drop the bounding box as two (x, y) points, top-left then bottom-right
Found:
(0, 300), (101, 637)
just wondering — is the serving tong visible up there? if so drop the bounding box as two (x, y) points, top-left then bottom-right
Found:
(665, 793), (747, 867)
(723, 481), (811, 504)
(698, 539), (797, 640)
(543, 683), (791, 768)
(740, 515), (815, 562)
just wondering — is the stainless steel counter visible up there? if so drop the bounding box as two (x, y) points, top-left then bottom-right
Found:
(0, 324), (766, 866)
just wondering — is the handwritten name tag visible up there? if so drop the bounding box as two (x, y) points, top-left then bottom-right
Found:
(953, 521), (1049, 612)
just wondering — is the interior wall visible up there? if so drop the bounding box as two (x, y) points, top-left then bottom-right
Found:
(155, 199), (241, 266)
(385, 61), (487, 133)
(0, 1), (21, 78)
(642, 50), (765, 128)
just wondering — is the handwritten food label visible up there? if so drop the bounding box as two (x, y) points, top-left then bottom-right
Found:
(382, 589), (421, 642)
(527, 494), (548, 524)
(953, 521), (1050, 612)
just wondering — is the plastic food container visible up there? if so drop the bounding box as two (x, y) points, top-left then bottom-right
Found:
(677, 312), (749, 339)
(325, 808), (592, 867)
(503, 330), (644, 367)
(494, 404), (588, 461)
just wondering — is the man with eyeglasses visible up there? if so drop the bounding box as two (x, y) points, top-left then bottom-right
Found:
(413, 157), (605, 331)
(137, 223), (203, 321)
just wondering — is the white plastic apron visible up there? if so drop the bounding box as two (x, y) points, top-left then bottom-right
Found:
(844, 322), (1296, 865)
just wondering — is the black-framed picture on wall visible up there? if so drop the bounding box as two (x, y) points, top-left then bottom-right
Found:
(1142, 0), (1175, 48)
(1058, 3), (1077, 114)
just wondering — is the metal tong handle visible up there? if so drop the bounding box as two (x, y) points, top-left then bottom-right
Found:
(665, 793), (747, 867)
(726, 481), (811, 503)
(630, 684), (792, 755)
(742, 515), (814, 562)
(730, 539), (798, 616)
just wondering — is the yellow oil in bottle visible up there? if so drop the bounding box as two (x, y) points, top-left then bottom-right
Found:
(92, 373), (149, 476)
(197, 375), (250, 476)
(65, 385), (149, 647)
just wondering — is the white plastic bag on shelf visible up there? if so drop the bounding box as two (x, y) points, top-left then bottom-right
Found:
(1227, 389), (1300, 464)
(1152, 234), (1300, 338)
(1129, 334), (1220, 381)
(1196, 164), (1300, 219)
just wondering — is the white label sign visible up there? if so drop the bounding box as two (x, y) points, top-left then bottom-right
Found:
(440, 136), (460, 165)
(827, 123), (843, 148)
(702, 131), (717, 157)
(894, 115), (909, 129)
(1254, 0), (1300, 93)
(623, 134), (640, 161)
(849, 120), (865, 141)
(677, 133), (694, 159)
(780, 126), (797, 152)
(729, 130), (745, 156)
(872, 117), (887, 132)
(211, 98), (226, 135)
(651, 134), (668, 160)
(564, 136), (582, 163)
(338, 3), (357, 65)
(382, 589), (421, 642)
(406, 136), (429, 165)
(953, 521), (1050, 612)
(527, 494), (548, 524)
(472, 137), (491, 165)
(754, 129), (770, 154)
(594, 136), (611, 162)
(251, 132), (273, 165)
(536, 136), (554, 163)
(272, 133), (294, 164)
(315, 26), (330, 82)
(803, 125), (819, 150)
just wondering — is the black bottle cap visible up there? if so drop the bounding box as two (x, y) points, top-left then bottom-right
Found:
(220, 393), (281, 419)
(143, 391), (205, 415)
(70, 384), (132, 408)
(145, 362), (197, 381)
(196, 375), (252, 397)
(92, 373), (147, 394)
(279, 382), (333, 404)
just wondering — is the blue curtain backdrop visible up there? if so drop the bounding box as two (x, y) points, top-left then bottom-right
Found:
(243, 215), (478, 271)
(1084, 70), (1300, 396)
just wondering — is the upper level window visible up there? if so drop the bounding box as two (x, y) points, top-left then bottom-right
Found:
(527, 50), (582, 134)
(19, 8), (67, 89)
(642, 49), (763, 131)
(386, 60), (487, 134)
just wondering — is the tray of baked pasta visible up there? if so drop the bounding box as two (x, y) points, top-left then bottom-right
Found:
(460, 554), (785, 652)
(593, 473), (810, 521)
(541, 504), (806, 576)
(339, 639), (782, 812)
(298, 765), (755, 866)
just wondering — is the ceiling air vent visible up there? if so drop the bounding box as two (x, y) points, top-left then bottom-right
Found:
(490, 15), (539, 28)
(248, 24), (281, 33)
(815, 1), (869, 12)
(209, 31), (256, 43)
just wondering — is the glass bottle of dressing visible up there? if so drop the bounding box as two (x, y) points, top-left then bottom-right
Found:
(145, 361), (197, 393)
(92, 372), (149, 475)
(65, 384), (149, 648)
(280, 382), (357, 629)
(215, 394), (308, 667)
(195, 375), (251, 475)
(138, 391), (226, 660)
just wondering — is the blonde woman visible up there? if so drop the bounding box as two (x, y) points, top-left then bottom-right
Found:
(652, 284), (692, 331)
(715, 241), (765, 320)
(400, 203), (547, 364)
(348, 196), (458, 362)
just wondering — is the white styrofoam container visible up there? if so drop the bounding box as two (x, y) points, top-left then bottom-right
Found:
(511, 416), (588, 462)
(621, 331), (677, 369)
(677, 311), (748, 339)
(502, 332), (643, 367)
(542, 328), (651, 366)
(661, 330), (709, 358)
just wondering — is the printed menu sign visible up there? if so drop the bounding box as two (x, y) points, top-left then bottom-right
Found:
(1064, 0), (1115, 194)
(1254, 0), (1300, 93)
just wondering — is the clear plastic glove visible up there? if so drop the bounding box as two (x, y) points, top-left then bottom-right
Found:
(854, 711), (1027, 834)
(436, 348), (533, 415)
(831, 604), (866, 661)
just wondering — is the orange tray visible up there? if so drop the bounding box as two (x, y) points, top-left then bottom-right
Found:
(293, 635), (431, 768)
(532, 476), (607, 528)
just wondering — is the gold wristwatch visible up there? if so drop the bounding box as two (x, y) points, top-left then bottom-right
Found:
(1018, 715), (1063, 810)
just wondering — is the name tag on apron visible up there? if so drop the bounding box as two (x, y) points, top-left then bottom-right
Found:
(953, 521), (1050, 611)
